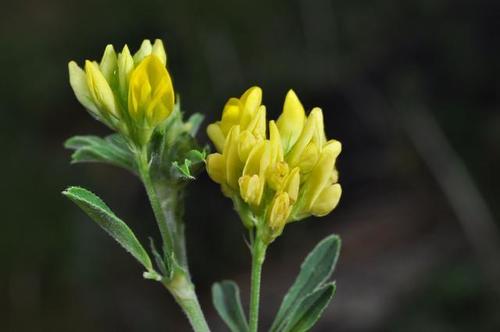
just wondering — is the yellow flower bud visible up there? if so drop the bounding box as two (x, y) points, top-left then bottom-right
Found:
(240, 87), (262, 129)
(151, 39), (167, 65)
(85, 60), (118, 118)
(117, 45), (134, 99)
(310, 108), (326, 149)
(128, 55), (174, 127)
(269, 120), (284, 164)
(68, 61), (99, 116)
(99, 44), (117, 83)
(266, 161), (289, 191)
(239, 174), (264, 206)
(310, 184), (342, 217)
(267, 192), (291, 231)
(206, 153), (226, 184)
(277, 90), (306, 153)
(224, 126), (244, 190)
(219, 98), (241, 135)
(133, 39), (153, 64)
(302, 140), (341, 211)
(69, 39), (175, 147)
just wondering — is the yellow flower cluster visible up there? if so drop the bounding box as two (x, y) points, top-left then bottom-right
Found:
(206, 87), (341, 240)
(68, 39), (175, 146)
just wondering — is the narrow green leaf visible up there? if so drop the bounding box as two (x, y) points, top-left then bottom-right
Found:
(62, 186), (153, 271)
(271, 234), (341, 331)
(64, 134), (136, 173)
(212, 280), (249, 332)
(281, 283), (336, 332)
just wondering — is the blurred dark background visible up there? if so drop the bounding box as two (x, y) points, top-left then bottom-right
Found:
(1, 0), (500, 331)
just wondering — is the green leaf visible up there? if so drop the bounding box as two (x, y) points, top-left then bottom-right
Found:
(185, 113), (204, 136)
(212, 280), (249, 332)
(171, 148), (207, 181)
(271, 234), (341, 332)
(281, 283), (336, 332)
(172, 159), (195, 180)
(62, 186), (153, 271)
(64, 134), (136, 173)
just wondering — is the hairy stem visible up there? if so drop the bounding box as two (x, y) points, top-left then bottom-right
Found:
(136, 148), (175, 265)
(164, 272), (211, 332)
(249, 238), (267, 332)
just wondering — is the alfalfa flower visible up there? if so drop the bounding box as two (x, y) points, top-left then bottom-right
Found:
(68, 39), (174, 147)
(206, 87), (342, 243)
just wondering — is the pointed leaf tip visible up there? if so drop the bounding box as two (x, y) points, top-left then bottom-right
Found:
(212, 280), (249, 332)
(63, 186), (153, 272)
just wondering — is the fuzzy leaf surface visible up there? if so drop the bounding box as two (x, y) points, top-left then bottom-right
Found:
(65, 134), (136, 173)
(281, 283), (336, 332)
(271, 234), (340, 331)
(63, 186), (152, 271)
(212, 280), (249, 332)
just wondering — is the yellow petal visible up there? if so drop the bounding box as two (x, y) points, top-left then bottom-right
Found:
(281, 167), (300, 202)
(266, 161), (289, 191)
(152, 39), (167, 65)
(117, 45), (134, 99)
(128, 55), (174, 126)
(286, 109), (318, 167)
(224, 126), (243, 190)
(238, 130), (257, 162)
(133, 39), (152, 64)
(269, 120), (284, 164)
(297, 142), (319, 174)
(247, 105), (266, 139)
(85, 60), (118, 117)
(242, 140), (266, 176)
(310, 107), (327, 149)
(310, 184), (342, 217)
(68, 61), (99, 115)
(219, 98), (241, 135)
(303, 142), (339, 210)
(207, 123), (226, 152)
(240, 86), (262, 129)
(206, 153), (226, 184)
(99, 44), (117, 83)
(277, 90), (305, 153)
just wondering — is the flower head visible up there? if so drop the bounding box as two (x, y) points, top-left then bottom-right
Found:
(206, 87), (342, 243)
(68, 39), (174, 146)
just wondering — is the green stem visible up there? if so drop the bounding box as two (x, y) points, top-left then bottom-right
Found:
(249, 238), (267, 332)
(136, 148), (174, 262)
(164, 272), (211, 332)
(137, 148), (210, 331)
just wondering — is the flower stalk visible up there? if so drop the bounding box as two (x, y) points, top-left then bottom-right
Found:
(136, 147), (210, 331)
(249, 236), (267, 332)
